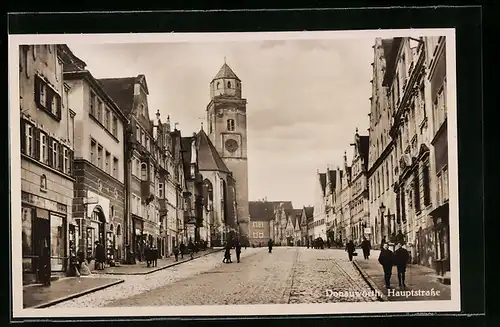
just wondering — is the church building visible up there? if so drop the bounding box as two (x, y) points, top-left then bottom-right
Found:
(202, 61), (251, 246)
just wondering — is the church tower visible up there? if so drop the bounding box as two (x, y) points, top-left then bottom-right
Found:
(206, 61), (250, 245)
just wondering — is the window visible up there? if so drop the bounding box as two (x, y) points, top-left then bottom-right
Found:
(259, 232), (264, 239)
(25, 124), (33, 156)
(40, 132), (48, 163)
(141, 130), (145, 145)
(253, 232), (258, 238)
(105, 151), (111, 174)
(90, 139), (97, 165)
(136, 127), (141, 142)
(52, 140), (59, 169)
(146, 137), (150, 151)
(90, 92), (96, 116)
(112, 116), (118, 137)
(227, 119), (235, 131)
(135, 158), (140, 177)
(96, 99), (103, 122)
(423, 164), (431, 206)
(49, 93), (59, 116)
(40, 174), (47, 191)
(97, 145), (103, 169)
(216, 82), (220, 89)
(104, 108), (110, 130)
(437, 166), (449, 205)
(158, 183), (164, 198)
(227, 81), (231, 88)
(113, 157), (119, 178)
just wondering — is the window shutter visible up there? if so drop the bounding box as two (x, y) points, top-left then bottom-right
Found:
(34, 77), (40, 107)
(58, 144), (64, 171)
(57, 94), (62, 119)
(69, 150), (74, 176)
(34, 128), (40, 160)
(20, 121), (26, 154)
(48, 137), (53, 167)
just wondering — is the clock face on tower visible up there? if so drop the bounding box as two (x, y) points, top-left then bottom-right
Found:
(225, 139), (239, 153)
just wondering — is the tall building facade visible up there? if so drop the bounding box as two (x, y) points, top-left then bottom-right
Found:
(20, 45), (76, 283)
(206, 62), (250, 245)
(63, 62), (129, 265)
(348, 129), (370, 244)
(368, 38), (398, 248)
(312, 171), (327, 240)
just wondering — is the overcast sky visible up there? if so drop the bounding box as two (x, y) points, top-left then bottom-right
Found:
(68, 37), (374, 208)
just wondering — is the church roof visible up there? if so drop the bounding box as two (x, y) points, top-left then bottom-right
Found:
(196, 129), (231, 173)
(212, 63), (241, 82)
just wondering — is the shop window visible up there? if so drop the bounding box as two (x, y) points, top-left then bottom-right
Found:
(50, 214), (65, 271)
(22, 207), (34, 272)
(40, 174), (47, 192)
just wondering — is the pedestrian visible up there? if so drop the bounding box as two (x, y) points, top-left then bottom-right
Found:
(39, 237), (51, 286)
(173, 246), (179, 261)
(235, 241), (242, 263)
(188, 239), (195, 260)
(223, 241), (232, 263)
(394, 243), (410, 288)
(361, 237), (371, 260)
(268, 239), (273, 253)
(179, 242), (185, 259)
(378, 242), (394, 289)
(345, 239), (356, 261)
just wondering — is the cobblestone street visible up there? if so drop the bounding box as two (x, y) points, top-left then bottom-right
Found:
(53, 247), (377, 307)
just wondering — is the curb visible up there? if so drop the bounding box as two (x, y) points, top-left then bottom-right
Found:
(98, 248), (224, 276)
(30, 279), (124, 309)
(352, 260), (388, 302)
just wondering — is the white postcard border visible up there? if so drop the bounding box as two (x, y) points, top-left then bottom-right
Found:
(9, 28), (460, 318)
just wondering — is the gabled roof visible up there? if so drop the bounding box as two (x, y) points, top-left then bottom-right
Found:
(249, 201), (276, 221)
(212, 63), (241, 82)
(304, 206), (314, 221)
(328, 170), (337, 193)
(196, 129), (230, 173)
(293, 209), (302, 227)
(58, 45), (87, 72)
(359, 135), (370, 170)
(319, 173), (327, 195)
(98, 75), (149, 117)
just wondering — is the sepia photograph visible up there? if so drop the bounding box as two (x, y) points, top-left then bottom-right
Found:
(9, 29), (459, 318)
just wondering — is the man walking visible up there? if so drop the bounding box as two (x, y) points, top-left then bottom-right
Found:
(345, 239), (356, 261)
(361, 237), (371, 260)
(235, 241), (242, 263)
(268, 239), (273, 253)
(394, 243), (410, 288)
(378, 242), (394, 289)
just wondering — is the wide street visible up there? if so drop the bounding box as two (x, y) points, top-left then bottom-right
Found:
(53, 247), (378, 308)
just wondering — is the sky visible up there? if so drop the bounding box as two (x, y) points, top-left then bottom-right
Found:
(68, 36), (374, 208)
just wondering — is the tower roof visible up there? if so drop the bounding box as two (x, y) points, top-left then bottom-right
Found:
(212, 63), (241, 82)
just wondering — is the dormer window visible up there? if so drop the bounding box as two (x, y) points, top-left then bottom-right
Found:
(227, 81), (231, 88)
(216, 82), (220, 89)
(227, 119), (235, 131)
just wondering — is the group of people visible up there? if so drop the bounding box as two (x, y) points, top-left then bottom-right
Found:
(378, 241), (410, 289)
(344, 236), (410, 289)
(223, 240), (244, 263)
(172, 240), (196, 261)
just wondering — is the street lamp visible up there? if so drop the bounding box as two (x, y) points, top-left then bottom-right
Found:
(379, 203), (386, 244)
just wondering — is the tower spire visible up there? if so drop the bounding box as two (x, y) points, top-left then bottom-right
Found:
(224, 56), (226, 64)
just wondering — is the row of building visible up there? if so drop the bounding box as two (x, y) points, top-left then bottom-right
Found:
(19, 45), (250, 284)
(247, 36), (450, 282)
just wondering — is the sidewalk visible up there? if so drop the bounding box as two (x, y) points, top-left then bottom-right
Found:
(92, 247), (223, 275)
(23, 276), (124, 309)
(353, 252), (451, 302)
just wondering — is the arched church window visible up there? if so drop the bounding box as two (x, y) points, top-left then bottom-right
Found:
(227, 81), (231, 88)
(227, 119), (235, 131)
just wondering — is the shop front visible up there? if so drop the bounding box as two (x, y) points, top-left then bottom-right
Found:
(21, 192), (68, 284)
(132, 215), (144, 261)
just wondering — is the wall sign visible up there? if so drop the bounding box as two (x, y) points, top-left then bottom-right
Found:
(22, 191), (67, 215)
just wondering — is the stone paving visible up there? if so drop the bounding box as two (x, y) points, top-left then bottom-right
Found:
(51, 247), (264, 308)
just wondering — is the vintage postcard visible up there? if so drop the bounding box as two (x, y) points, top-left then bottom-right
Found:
(9, 29), (459, 318)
